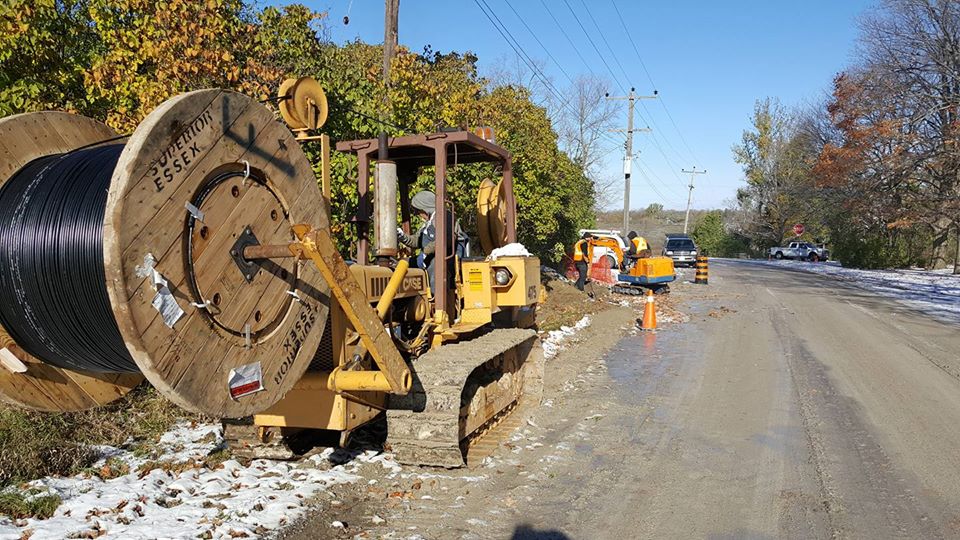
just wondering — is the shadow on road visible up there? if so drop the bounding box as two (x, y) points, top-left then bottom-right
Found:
(511, 524), (571, 540)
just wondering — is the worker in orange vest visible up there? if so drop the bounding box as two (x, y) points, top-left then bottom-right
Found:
(627, 231), (651, 259)
(573, 232), (594, 291)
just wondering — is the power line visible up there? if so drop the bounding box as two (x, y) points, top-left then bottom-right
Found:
(609, 0), (702, 165)
(472, 0), (622, 151)
(578, 0), (632, 86)
(534, 0), (627, 150)
(501, 0), (577, 87)
(560, 0), (627, 93)
(538, 0), (597, 76)
(556, 0), (692, 186)
(634, 141), (685, 198)
(634, 158), (683, 207)
(472, 0), (567, 111)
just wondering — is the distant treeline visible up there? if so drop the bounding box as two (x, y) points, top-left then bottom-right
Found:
(730, 0), (960, 271)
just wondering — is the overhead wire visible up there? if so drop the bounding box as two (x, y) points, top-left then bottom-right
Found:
(571, 0), (698, 188)
(478, 0), (678, 201)
(473, 0), (569, 110)
(559, 0), (627, 93)
(609, 0), (703, 165)
(633, 156), (684, 207)
(501, 0), (577, 87)
(473, 0), (623, 150)
(578, 0), (632, 86)
(572, 0), (692, 174)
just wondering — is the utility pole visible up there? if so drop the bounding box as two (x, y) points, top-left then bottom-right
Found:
(607, 88), (656, 234)
(379, 0), (399, 162)
(375, 0), (400, 258)
(681, 167), (707, 234)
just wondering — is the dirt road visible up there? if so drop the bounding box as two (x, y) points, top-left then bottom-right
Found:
(288, 260), (960, 539)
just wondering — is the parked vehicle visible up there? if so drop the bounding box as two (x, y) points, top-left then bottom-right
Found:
(662, 234), (698, 266)
(768, 241), (829, 262)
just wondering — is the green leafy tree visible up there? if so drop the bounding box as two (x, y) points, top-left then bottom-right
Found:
(0, 2), (595, 263)
(0, 0), (100, 116)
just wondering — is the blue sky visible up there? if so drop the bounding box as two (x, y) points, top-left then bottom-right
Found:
(300, 0), (874, 210)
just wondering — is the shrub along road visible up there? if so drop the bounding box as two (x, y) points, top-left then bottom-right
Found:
(289, 260), (960, 539)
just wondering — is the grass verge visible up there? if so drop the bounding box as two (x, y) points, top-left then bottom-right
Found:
(0, 490), (61, 520)
(0, 385), (203, 489)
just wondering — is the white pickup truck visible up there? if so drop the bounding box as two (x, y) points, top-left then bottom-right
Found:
(769, 241), (829, 262)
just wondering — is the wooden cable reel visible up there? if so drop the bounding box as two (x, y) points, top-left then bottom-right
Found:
(0, 112), (142, 412)
(0, 90), (332, 417)
(106, 89), (331, 417)
(277, 77), (329, 132)
(476, 178), (514, 254)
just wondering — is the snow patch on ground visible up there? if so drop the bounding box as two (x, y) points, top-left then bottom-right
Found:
(744, 259), (960, 323)
(0, 422), (402, 540)
(541, 315), (591, 359)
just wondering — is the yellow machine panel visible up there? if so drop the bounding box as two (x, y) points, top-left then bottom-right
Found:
(629, 256), (675, 280)
(349, 264), (428, 302)
(460, 256), (540, 326)
(253, 372), (383, 430)
(492, 256), (541, 306)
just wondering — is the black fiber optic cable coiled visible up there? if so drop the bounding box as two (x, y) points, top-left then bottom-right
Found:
(0, 144), (138, 373)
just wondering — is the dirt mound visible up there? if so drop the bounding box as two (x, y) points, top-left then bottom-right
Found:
(538, 268), (611, 331)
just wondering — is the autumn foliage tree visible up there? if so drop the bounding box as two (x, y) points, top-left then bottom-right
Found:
(736, 0), (960, 271)
(0, 1), (595, 262)
(809, 0), (960, 270)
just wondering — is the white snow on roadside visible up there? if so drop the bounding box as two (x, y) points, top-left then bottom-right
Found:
(742, 259), (960, 323)
(541, 315), (591, 359)
(0, 422), (402, 540)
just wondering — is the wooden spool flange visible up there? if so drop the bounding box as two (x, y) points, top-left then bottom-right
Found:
(104, 89), (331, 418)
(0, 111), (143, 412)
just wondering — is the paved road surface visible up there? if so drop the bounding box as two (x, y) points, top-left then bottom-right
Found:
(296, 260), (960, 539)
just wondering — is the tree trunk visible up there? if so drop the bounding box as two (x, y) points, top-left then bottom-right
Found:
(954, 224), (960, 275)
(930, 217), (952, 270)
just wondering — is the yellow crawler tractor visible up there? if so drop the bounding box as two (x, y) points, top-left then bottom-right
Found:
(229, 78), (545, 466)
(0, 78), (542, 468)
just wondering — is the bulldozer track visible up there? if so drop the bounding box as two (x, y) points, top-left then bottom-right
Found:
(386, 328), (544, 468)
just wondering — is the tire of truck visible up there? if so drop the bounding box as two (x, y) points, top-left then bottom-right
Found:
(808, 253), (820, 262)
(606, 254), (619, 271)
(774, 251), (784, 260)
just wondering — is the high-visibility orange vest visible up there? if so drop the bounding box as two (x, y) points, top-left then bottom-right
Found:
(632, 236), (648, 252)
(573, 239), (593, 262)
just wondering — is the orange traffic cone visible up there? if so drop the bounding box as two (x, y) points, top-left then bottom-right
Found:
(639, 289), (657, 331)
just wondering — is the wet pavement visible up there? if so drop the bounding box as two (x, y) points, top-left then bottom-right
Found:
(287, 260), (960, 539)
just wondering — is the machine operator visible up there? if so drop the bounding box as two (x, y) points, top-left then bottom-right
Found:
(398, 190), (467, 293)
(626, 231), (651, 259)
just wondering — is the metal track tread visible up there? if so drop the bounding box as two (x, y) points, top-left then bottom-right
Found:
(613, 284), (670, 296)
(386, 328), (543, 468)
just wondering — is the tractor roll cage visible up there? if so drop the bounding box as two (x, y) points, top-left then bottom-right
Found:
(336, 130), (518, 320)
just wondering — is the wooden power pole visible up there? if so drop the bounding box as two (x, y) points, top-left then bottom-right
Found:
(379, 0), (399, 162)
(607, 88), (655, 234)
(681, 167), (707, 234)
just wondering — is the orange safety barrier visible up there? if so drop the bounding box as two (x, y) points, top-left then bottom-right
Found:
(588, 256), (617, 284)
